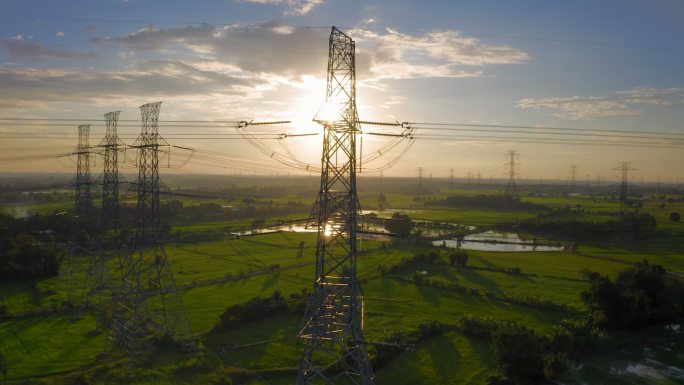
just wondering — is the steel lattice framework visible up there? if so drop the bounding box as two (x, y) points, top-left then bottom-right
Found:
(75, 124), (93, 239)
(113, 102), (193, 358)
(613, 161), (637, 204)
(504, 150), (518, 197)
(296, 27), (374, 385)
(61, 124), (93, 304)
(85, 112), (122, 320)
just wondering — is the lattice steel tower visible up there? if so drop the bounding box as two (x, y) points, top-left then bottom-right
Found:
(296, 27), (374, 385)
(612, 161), (637, 204)
(85, 112), (122, 319)
(75, 124), (93, 243)
(113, 102), (193, 357)
(504, 150), (519, 196)
(61, 124), (93, 304)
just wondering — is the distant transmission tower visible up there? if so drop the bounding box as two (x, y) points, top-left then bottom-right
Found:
(296, 27), (374, 385)
(61, 124), (93, 304)
(85, 112), (122, 321)
(417, 166), (425, 194)
(571, 165), (577, 186)
(504, 150), (519, 196)
(612, 161), (637, 204)
(114, 102), (193, 358)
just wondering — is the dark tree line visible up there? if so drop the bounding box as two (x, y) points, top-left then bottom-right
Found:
(508, 211), (659, 241)
(427, 194), (549, 211)
(218, 290), (308, 328)
(0, 213), (65, 280)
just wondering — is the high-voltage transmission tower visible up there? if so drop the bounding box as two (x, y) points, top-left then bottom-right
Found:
(296, 27), (374, 385)
(612, 161), (637, 204)
(85, 112), (122, 321)
(75, 124), (93, 235)
(504, 150), (519, 196)
(417, 166), (425, 194)
(571, 165), (577, 186)
(61, 124), (93, 304)
(113, 102), (193, 358)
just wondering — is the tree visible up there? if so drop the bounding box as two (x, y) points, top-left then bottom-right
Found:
(670, 212), (681, 222)
(384, 212), (413, 237)
(491, 325), (546, 383)
(581, 260), (684, 330)
(0, 351), (6, 379)
(449, 250), (468, 267)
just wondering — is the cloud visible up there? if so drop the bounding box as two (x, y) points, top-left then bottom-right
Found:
(93, 24), (526, 81)
(94, 23), (330, 76)
(1, 34), (93, 59)
(0, 60), (262, 109)
(242, 0), (323, 15)
(56, 32), (66, 37)
(352, 28), (527, 80)
(518, 88), (684, 120)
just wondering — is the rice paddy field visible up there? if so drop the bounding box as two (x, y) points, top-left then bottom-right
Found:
(1, 178), (683, 384)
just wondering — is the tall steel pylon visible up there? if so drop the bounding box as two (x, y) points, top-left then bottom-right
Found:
(504, 150), (519, 196)
(612, 161), (637, 204)
(61, 124), (93, 304)
(75, 124), (93, 235)
(85, 112), (122, 322)
(113, 102), (193, 358)
(296, 27), (374, 385)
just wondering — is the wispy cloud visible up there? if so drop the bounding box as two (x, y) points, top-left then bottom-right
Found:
(0, 60), (260, 110)
(350, 28), (527, 80)
(0, 35), (94, 59)
(518, 88), (684, 120)
(242, 0), (323, 15)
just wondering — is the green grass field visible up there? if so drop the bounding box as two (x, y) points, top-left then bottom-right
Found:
(1, 186), (683, 384)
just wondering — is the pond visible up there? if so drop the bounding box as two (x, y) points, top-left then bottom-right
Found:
(433, 230), (564, 252)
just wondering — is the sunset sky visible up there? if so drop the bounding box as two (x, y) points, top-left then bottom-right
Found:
(1, 0), (683, 181)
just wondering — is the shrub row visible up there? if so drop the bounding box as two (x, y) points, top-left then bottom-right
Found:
(219, 290), (308, 328)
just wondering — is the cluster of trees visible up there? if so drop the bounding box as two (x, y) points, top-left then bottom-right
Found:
(427, 194), (548, 211)
(453, 314), (602, 384)
(219, 290), (308, 328)
(448, 250), (468, 267)
(383, 212), (414, 237)
(0, 213), (64, 280)
(161, 199), (307, 224)
(511, 212), (659, 241)
(581, 260), (684, 330)
(382, 250), (442, 274)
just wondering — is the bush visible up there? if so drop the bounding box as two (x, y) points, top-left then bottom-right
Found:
(417, 320), (447, 340)
(670, 212), (681, 222)
(544, 352), (570, 379)
(448, 250), (468, 267)
(219, 291), (307, 328)
(388, 252), (442, 273)
(492, 324), (546, 383)
(371, 329), (408, 369)
(455, 314), (501, 338)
